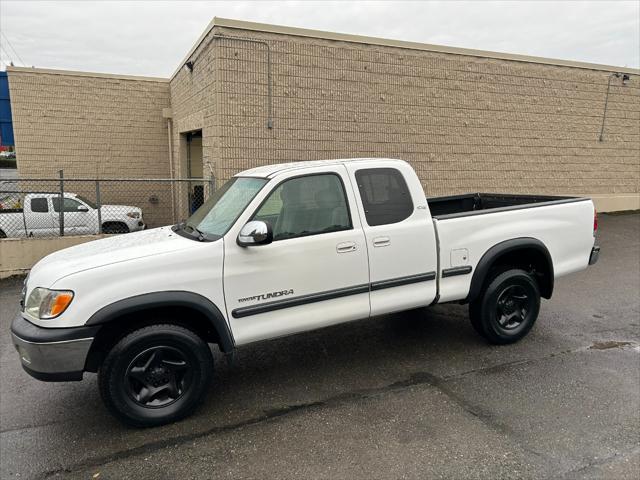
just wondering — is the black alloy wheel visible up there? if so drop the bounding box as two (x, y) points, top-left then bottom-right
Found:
(469, 268), (541, 344)
(125, 346), (193, 408)
(495, 285), (532, 330)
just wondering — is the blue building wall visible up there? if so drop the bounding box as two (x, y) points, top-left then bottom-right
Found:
(0, 71), (15, 146)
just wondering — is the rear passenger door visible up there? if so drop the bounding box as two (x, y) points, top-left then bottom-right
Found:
(346, 161), (438, 316)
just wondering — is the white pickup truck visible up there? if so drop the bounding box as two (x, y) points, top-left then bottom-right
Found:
(0, 192), (145, 237)
(11, 159), (599, 427)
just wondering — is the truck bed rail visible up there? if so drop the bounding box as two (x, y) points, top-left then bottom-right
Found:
(427, 193), (588, 220)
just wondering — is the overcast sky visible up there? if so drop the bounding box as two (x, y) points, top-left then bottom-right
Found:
(0, 1), (638, 77)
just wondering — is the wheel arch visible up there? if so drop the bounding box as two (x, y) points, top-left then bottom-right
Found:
(84, 291), (234, 372)
(467, 237), (554, 303)
(101, 221), (130, 233)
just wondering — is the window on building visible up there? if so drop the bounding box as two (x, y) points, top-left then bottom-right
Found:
(355, 168), (413, 226)
(52, 197), (85, 212)
(30, 198), (48, 213)
(253, 174), (352, 240)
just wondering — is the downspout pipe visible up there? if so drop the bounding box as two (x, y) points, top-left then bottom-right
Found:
(166, 118), (177, 223)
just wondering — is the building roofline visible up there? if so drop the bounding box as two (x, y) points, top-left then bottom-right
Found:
(172, 16), (639, 79)
(6, 66), (168, 82)
(171, 17), (218, 79)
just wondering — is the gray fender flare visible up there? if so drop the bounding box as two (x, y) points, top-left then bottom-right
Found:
(467, 237), (554, 303)
(86, 291), (235, 353)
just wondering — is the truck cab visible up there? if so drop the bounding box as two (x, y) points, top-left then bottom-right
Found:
(219, 159), (438, 344)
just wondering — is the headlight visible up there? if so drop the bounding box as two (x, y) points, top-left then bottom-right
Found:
(126, 211), (140, 219)
(25, 288), (74, 319)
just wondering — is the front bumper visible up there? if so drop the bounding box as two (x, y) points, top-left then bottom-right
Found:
(10, 314), (99, 382)
(589, 245), (600, 265)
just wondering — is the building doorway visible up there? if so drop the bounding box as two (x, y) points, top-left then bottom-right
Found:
(184, 130), (203, 213)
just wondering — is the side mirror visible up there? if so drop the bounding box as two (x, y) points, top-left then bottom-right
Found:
(237, 220), (273, 247)
(77, 206), (89, 212)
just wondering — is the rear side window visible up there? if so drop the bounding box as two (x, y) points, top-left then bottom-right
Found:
(30, 198), (48, 213)
(355, 168), (413, 226)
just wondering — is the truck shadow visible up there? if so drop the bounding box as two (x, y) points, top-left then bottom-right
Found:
(200, 304), (483, 413)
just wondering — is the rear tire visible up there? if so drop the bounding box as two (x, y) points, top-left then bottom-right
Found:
(469, 268), (540, 344)
(0, 229), (6, 238)
(98, 324), (213, 427)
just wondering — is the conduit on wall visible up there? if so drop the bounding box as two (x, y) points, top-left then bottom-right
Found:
(185, 34), (273, 129)
(599, 73), (630, 142)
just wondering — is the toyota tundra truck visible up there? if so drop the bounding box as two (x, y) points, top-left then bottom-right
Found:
(10, 158), (600, 427)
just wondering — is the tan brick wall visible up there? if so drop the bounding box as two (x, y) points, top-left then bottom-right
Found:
(7, 68), (171, 179)
(6, 69), (177, 226)
(169, 34), (221, 184)
(206, 26), (639, 200)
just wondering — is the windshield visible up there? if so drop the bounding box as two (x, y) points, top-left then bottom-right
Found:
(184, 177), (267, 238)
(75, 195), (97, 209)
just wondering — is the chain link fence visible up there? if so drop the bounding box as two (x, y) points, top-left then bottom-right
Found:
(0, 174), (215, 239)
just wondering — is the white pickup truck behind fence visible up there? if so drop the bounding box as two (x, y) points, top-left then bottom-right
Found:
(0, 176), (214, 238)
(0, 192), (144, 237)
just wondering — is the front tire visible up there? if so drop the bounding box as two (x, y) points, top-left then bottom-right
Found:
(469, 269), (540, 344)
(102, 222), (130, 234)
(98, 324), (213, 427)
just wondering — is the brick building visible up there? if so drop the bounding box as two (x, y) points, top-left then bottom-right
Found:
(6, 17), (640, 211)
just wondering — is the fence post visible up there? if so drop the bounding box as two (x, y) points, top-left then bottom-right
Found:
(58, 170), (64, 236)
(95, 180), (102, 234)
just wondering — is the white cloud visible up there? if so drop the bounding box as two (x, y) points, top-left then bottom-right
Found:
(0, 0), (638, 77)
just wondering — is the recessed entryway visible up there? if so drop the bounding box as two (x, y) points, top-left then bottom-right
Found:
(182, 129), (203, 213)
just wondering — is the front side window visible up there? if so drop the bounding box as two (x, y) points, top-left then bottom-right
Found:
(30, 198), (48, 213)
(253, 174), (352, 241)
(186, 177), (267, 238)
(52, 197), (85, 212)
(355, 168), (413, 226)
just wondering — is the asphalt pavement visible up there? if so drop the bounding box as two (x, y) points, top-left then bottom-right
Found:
(1, 213), (638, 479)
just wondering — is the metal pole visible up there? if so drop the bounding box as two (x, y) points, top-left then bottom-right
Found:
(95, 180), (102, 234)
(58, 170), (64, 236)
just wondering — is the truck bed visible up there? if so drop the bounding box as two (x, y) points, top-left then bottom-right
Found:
(427, 193), (583, 219)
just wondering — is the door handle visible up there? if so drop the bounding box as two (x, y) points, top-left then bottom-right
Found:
(373, 236), (391, 247)
(336, 241), (357, 253)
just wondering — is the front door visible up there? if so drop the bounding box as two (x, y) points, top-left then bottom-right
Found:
(52, 197), (95, 235)
(346, 161), (438, 316)
(223, 166), (370, 345)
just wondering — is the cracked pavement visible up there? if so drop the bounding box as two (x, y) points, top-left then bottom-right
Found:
(1, 213), (639, 479)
